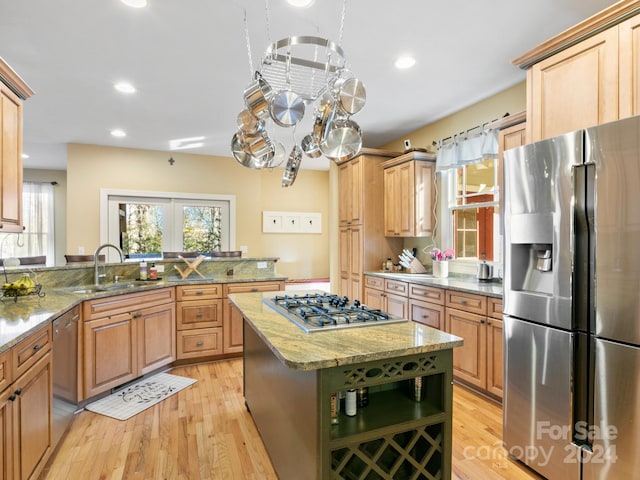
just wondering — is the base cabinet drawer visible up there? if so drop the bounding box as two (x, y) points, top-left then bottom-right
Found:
(176, 300), (223, 329)
(177, 328), (222, 359)
(409, 298), (445, 330)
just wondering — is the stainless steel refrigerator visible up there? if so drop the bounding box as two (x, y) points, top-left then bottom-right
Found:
(503, 115), (640, 480)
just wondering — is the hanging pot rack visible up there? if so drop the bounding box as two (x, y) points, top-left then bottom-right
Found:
(231, 0), (365, 187)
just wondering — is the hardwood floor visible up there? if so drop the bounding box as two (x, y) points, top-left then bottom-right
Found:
(42, 359), (544, 480)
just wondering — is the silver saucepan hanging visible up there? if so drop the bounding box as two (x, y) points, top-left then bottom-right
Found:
(319, 117), (362, 162)
(243, 71), (274, 120)
(231, 133), (272, 169)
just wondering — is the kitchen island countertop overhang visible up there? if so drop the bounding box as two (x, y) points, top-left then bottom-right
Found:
(227, 290), (464, 371)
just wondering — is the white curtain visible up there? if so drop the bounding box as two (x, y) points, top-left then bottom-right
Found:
(436, 129), (499, 171)
(1, 182), (55, 264)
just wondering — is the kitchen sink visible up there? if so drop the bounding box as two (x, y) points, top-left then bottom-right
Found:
(66, 282), (138, 294)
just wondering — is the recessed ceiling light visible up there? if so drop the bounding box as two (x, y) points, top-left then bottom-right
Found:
(114, 82), (136, 94)
(110, 129), (127, 138)
(120, 0), (148, 8)
(395, 55), (416, 70)
(287, 0), (314, 7)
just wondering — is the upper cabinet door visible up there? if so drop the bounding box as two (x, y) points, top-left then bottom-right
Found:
(527, 27), (619, 142)
(0, 84), (23, 231)
(619, 14), (640, 119)
(338, 157), (363, 226)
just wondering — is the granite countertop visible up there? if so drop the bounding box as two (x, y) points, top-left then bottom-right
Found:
(365, 271), (503, 298)
(228, 291), (464, 372)
(0, 273), (288, 354)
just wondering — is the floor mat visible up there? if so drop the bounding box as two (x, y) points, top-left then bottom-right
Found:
(84, 372), (197, 421)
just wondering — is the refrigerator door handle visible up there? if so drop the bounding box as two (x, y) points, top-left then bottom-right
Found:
(571, 163), (596, 448)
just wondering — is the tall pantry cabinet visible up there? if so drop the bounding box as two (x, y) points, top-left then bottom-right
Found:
(0, 58), (34, 233)
(338, 149), (403, 301)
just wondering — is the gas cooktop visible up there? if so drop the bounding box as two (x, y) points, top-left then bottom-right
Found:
(263, 293), (408, 333)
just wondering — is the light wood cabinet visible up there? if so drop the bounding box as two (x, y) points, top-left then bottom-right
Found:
(0, 325), (53, 480)
(445, 291), (503, 400)
(383, 151), (436, 238)
(0, 59), (33, 234)
(338, 156), (362, 226)
(222, 281), (285, 354)
(83, 288), (176, 398)
(337, 149), (403, 300)
(176, 280), (285, 359)
(516, 5), (640, 142)
(176, 284), (223, 360)
(363, 275), (408, 318)
(619, 13), (640, 118)
(408, 284), (445, 330)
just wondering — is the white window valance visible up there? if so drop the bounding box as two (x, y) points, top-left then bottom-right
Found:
(436, 129), (499, 171)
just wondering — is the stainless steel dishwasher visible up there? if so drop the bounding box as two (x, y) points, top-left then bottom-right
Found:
(52, 305), (80, 447)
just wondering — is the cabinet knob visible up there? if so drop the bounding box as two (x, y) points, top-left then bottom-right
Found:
(487, 320), (491, 326)
(251, 288), (258, 292)
(460, 300), (467, 305)
(14, 388), (22, 396)
(8, 394), (15, 401)
(33, 344), (43, 352)
(196, 341), (204, 347)
(480, 319), (485, 324)
(195, 291), (204, 296)
(133, 312), (142, 319)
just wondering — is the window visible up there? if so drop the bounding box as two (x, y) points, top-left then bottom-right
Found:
(451, 158), (498, 261)
(103, 190), (235, 261)
(0, 182), (55, 264)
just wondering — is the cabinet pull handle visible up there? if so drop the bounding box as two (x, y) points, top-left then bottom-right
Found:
(487, 320), (491, 325)
(133, 312), (142, 319)
(422, 315), (427, 319)
(33, 344), (43, 352)
(8, 393), (16, 401)
(195, 291), (204, 295)
(196, 341), (204, 347)
(251, 288), (258, 292)
(460, 299), (467, 305)
(14, 388), (22, 396)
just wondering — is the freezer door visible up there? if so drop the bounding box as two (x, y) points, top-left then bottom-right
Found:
(503, 316), (580, 480)
(503, 130), (582, 330)
(582, 339), (640, 480)
(586, 116), (640, 345)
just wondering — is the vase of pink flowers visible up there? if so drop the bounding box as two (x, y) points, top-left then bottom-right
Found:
(430, 248), (454, 278)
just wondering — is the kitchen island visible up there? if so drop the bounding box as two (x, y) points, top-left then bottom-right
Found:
(229, 291), (463, 480)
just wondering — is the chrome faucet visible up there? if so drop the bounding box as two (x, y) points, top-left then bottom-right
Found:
(94, 243), (124, 286)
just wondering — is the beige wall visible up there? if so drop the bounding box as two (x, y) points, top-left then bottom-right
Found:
(380, 81), (527, 267)
(381, 82), (526, 153)
(23, 168), (67, 266)
(66, 144), (330, 280)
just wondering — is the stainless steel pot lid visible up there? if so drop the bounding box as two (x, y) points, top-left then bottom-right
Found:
(282, 145), (302, 187)
(335, 77), (366, 115)
(319, 118), (362, 161)
(270, 90), (305, 127)
(231, 133), (272, 169)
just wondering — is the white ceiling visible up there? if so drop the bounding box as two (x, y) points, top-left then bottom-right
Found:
(1, 0), (618, 171)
